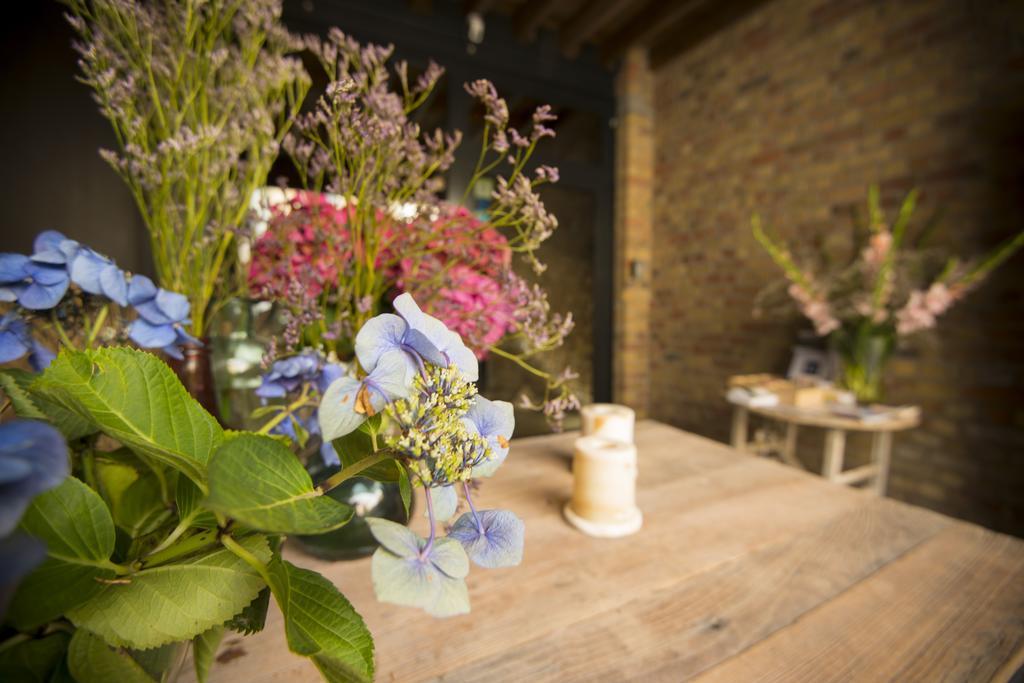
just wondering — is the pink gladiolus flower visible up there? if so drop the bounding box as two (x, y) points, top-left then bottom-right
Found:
(862, 231), (892, 271)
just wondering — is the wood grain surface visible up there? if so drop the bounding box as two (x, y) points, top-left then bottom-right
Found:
(192, 421), (1024, 683)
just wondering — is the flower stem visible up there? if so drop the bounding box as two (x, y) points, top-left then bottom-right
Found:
(257, 391), (312, 435)
(221, 535), (272, 585)
(86, 304), (109, 348)
(142, 528), (219, 568)
(421, 484), (437, 559)
(488, 345), (550, 379)
(50, 311), (76, 349)
(317, 451), (391, 494)
(463, 481), (485, 534)
(144, 514), (195, 560)
(0, 633), (31, 655)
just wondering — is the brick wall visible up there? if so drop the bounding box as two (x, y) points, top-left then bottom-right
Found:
(639, 0), (1024, 534)
(613, 48), (655, 416)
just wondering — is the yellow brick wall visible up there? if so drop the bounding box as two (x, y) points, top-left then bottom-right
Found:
(616, 0), (1024, 535)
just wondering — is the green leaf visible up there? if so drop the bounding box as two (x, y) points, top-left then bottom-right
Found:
(267, 559), (374, 683)
(8, 478), (118, 630)
(95, 457), (139, 514)
(329, 434), (411, 516)
(193, 626), (225, 683)
(67, 535), (271, 650)
(0, 368), (94, 440)
(225, 587), (271, 635)
(176, 477), (217, 529)
(66, 630), (156, 683)
(113, 475), (172, 537)
(32, 348), (223, 488)
(8, 560), (116, 632)
(206, 433), (352, 534)
(331, 430), (374, 469)
(129, 642), (187, 680)
(397, 464), (411, 517)
(0, 632), (70, 683)
(20, 478), (115, 561)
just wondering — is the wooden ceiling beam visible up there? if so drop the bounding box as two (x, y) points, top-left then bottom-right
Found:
(600, 0), (704, 61)
(513, 0), (560, 41)
(560, 0), (636, 57)
(648, 0), (772, 68)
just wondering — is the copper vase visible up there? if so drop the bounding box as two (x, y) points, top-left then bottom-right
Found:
(166, 340), (222, 424)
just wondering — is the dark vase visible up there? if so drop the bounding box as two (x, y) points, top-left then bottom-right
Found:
(290, 452), (413, 561)
(166, 340), (223, 425)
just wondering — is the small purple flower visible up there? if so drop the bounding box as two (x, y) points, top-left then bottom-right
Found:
(318, 351), (411, 441)
(448, 508), (524, 568)
(354, 296), (449, 379)
(0, 420), (69, 537)
(255, 350), (324, 398)
(126, 274), (199, 359)
(390, 293), (478, 381)
(463, 396), (514, 478)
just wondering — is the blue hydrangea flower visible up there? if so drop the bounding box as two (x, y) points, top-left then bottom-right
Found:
(0, 313), (32, 364)
(0, 420), (69, 537)
(464, 396), (515, 478)
(1, 231), (78, 310)
(256, 350), (325, 398)
(448, 509), (524, 568)
(392, 293), (478, 382)
(34, 230), (128, 306)
(126, 275), (199, 359)
(0, 313), (55, 371)
(355, 293), (478, 382)
(0, 250), (69, 311)
(318, 351), (412, 441)
(1, 230), (130, 310)
(69, 247), (128, 307)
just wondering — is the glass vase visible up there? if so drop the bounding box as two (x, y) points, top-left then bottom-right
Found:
(290, 451), (413, 561)
(210, 298), (276, 430)
(831, 324), (895, 404)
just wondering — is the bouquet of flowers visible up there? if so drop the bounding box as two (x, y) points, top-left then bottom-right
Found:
(1, 247), (522, 681)
(753, 187), (1024, 401)
(248, 29), (578, 435)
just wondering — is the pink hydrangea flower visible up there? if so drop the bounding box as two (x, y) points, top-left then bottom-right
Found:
(248, 192), (353, 299)
(389, 206), (515, 358)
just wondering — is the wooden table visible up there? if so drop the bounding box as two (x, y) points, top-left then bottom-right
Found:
(196, 421), (1024, 683)
(728, 399), (920, 494)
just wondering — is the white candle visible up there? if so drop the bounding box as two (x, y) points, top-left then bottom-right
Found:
(563, 435), (643, 538)
(581, 403), (635, 444)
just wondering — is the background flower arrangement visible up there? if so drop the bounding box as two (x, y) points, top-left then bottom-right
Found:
(753, 186), (1024, 402)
